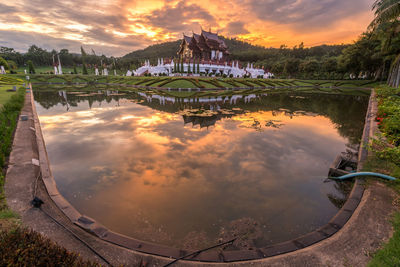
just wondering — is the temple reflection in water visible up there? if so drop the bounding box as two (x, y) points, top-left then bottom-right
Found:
(33, 87), (368, 250)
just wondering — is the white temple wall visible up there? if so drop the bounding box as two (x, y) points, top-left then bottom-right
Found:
(132, 60), (271, 79)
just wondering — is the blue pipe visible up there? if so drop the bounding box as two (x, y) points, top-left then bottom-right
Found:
(331, 172), (397, 181)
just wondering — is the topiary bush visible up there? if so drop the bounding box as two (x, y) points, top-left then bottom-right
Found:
(0, 228), (100, 266)
(27, 60), (35, 74)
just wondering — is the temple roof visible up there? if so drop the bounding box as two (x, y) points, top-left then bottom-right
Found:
(201, 30), (220, 42)
(201, 30), (227, 50)
(183, 35), (192, 44)
(180, 29), (230, 55)
(193, 33), (201, 43)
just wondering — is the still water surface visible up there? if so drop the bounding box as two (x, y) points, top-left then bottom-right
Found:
(34, 89), (368, 250)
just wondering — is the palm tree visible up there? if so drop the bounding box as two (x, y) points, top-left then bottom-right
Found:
(370, 0), (400, 87)
(370, 0), (400, 28)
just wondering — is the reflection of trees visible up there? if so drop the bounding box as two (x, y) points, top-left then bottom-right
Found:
(34, 89), (369, 145)
(33, 90), (128, 110)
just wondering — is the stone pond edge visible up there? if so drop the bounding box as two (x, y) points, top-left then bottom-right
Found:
(29, 85), (375, 262)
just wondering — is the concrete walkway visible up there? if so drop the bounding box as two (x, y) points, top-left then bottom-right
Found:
(5, 91), (399, 266)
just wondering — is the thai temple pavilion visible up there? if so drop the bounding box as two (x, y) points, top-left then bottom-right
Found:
(178, 29), (230, 61)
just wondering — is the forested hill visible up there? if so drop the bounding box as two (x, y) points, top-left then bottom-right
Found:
(122, 37), (269, 61)
(122, 40), (181, 61)
(122, 37), (347, 62)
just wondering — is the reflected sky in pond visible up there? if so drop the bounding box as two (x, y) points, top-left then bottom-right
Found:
(34, 89), (368, 250)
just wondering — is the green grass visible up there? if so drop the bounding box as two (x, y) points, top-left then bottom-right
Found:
(368, 213), (400, 267)
(0, 86), (17, 107)
(1, 86), (25, 213)
(365, 85), (400, 266)
(0, 76), (25, 107)
(160, 79), (197, 88)
(0, 209), (18, 219)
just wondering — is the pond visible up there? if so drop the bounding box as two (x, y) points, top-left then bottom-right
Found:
(33, 88), (369, 250)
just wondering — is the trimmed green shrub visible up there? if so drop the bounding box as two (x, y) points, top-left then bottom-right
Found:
(0, 56), (9, 70)
(0, 228), (99, 266)
(27, 60), (35, 74)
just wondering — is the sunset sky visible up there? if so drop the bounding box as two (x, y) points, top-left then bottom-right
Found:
(0, 0), (375, 56)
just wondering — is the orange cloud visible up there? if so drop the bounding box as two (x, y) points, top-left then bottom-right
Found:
(0, 0), (375, 55)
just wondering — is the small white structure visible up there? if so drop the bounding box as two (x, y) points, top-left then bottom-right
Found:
(95, 68), (99, 76)
(0, 66), (6, 74)
(57, 54), (63, 75)
(245, 63), (265, 78)
(52, 54), (58, 74)
(264, 71), (274, 79)
(129, 58), (271, 78)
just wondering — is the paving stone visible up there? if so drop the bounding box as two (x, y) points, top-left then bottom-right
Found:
(317, 223), (339, 237)
(189, 251), (222, 262)
(294, 231), (326, 247)
(221, 250), (261, 262)
(260, 241), (298, 257)
(342, 197), (361, 212)
(329, 209), (353, 228)
(350, 181), (365, 200)
(77, 215), (95, 225)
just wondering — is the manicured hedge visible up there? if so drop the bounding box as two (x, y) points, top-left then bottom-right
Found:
(0, 228), (99, 266)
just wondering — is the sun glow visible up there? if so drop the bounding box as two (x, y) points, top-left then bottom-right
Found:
(0, 0), (374, 55)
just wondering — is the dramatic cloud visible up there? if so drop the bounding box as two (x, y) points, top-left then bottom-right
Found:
(248, 0), (371, 29)
(0, 3), (17, 14)
(0, 0), (375, 56)
(140, 1), (217, 33)
(226, 21), (249, 35)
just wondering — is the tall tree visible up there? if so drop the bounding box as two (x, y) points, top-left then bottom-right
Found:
(27, 60), (35, 74)
(370, 0), (400, 28)
(371, 0), (400, 86)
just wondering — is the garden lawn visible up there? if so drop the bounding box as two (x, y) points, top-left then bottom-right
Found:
(0, 86), (17, 108)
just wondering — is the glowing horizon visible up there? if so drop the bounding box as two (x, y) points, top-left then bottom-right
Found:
(0, 0), (374, 56)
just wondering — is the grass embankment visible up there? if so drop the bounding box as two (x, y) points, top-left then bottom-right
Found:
(0, 76), (24, 108)
(9, 73), (380, 89)
(0, 79), (25, 226)
(366, 85), (400, 267)
(0, 76), (100, 266)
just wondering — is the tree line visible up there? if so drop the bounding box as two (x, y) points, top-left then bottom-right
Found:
(1, 0), (399, 82)
(0, 46), (117, 73)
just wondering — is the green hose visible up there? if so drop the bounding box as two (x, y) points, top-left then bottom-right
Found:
(330, 172), (397, 181)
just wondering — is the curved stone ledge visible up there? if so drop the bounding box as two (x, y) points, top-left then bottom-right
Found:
(30, 85), (374, 263)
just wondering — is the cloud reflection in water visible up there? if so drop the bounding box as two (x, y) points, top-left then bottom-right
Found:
(34, 90), (367, 249)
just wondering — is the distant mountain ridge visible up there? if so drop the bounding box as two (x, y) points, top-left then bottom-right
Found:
(122, 37), (266, 61)
(121, 37), (348, 68)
